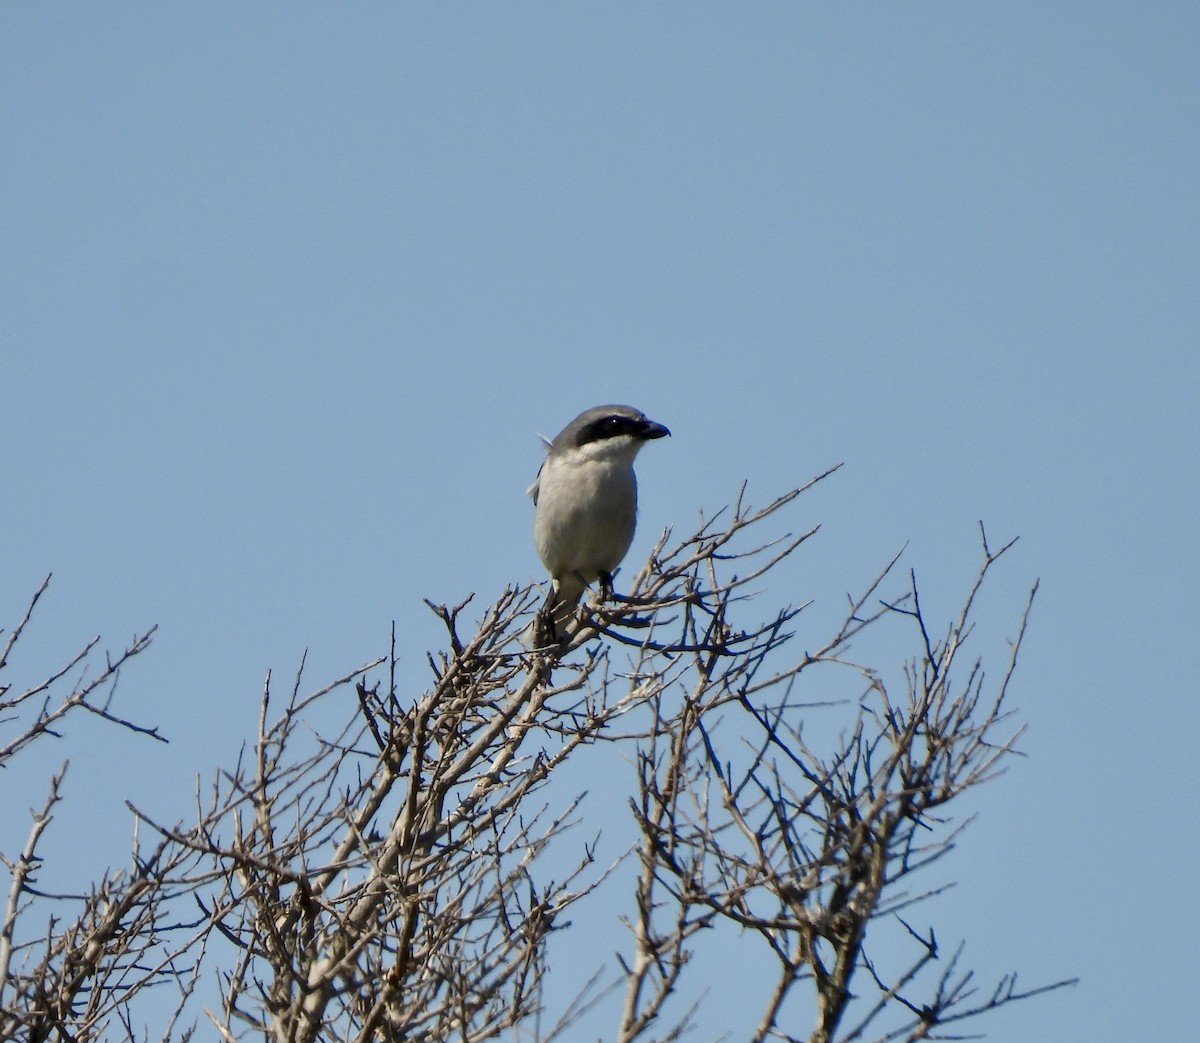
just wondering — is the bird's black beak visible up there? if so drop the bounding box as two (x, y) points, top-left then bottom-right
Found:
(640, 419), (671, 440)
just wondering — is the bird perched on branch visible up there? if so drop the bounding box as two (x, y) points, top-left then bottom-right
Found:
(529, 404), (670, 641)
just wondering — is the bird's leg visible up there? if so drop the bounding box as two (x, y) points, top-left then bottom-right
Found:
(598, 571), (615, 603)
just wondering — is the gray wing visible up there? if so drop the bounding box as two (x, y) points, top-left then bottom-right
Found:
(527, 461), (544, 505)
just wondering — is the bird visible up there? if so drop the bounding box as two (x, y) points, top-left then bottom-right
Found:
(529, 404), (670, 641)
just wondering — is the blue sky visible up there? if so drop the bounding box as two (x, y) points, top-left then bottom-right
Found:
(3, 4), (1197, 1040)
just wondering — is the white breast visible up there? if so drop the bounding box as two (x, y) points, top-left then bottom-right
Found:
(533, 440), (640, 587)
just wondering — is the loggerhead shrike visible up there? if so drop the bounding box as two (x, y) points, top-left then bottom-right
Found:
(529, 404), (670, 640)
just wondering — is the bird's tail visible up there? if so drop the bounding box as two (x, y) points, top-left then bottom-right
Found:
(539, 576), (587, 643)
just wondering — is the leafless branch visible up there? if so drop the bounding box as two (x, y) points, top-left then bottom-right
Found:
(1, 473), (1073, 1041)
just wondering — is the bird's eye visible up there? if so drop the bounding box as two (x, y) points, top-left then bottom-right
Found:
(578, 414), (635, 446)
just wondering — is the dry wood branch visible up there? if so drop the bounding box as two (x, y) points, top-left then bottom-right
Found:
(614, 518), (1074, 1043)
(2, 474), (1073, 1041)
(0, 578), (162, 767)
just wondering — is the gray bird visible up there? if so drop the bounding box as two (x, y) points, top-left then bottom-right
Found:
(529, 404), (670, 640)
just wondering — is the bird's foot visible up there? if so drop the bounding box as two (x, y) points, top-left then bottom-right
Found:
(599, 571), (616, 602)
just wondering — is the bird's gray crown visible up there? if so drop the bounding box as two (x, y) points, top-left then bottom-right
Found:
(554, 404), (671, 450)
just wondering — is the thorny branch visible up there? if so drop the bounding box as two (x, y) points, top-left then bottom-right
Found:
(0, 579), (196, 1043)
(2, 476), (1074, 1041)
